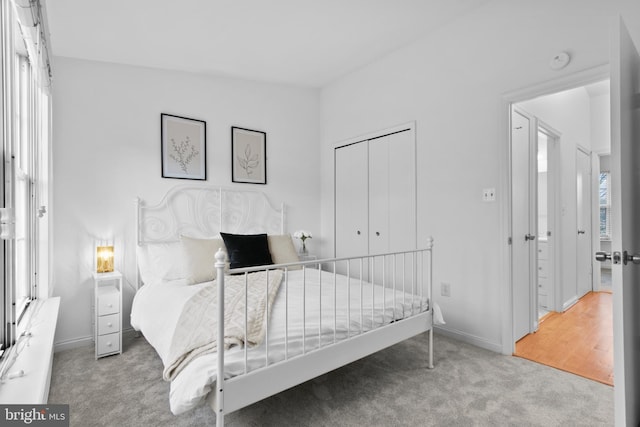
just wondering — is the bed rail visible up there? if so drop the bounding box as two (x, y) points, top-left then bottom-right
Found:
(213, 238), (433, 426)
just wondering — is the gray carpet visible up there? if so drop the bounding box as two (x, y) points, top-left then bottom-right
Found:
(49, 331), (613, 426)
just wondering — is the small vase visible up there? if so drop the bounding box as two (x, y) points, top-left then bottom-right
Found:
(301, 240), (308, 255)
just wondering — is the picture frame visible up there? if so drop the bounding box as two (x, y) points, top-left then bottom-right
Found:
(231, 126), (267, 184)
(161, 113), (207, 180)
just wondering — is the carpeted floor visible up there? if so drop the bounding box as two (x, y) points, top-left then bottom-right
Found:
(49, 331), (613, 426)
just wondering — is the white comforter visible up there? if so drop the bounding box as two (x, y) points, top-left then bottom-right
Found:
(131, 269), (431, 414)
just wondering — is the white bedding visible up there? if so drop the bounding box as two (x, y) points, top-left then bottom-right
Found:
(131, 269), (430, 414)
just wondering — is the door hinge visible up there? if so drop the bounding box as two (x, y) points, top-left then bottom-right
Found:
(508, 237), (512, 245)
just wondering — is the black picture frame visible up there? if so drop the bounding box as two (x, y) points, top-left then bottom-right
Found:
(161, 113), (207, 180)
(231, 126), (267, 184)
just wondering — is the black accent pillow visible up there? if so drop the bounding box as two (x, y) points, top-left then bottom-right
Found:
(220, 232), (274, 270)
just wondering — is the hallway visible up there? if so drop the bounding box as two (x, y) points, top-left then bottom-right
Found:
(514, 291), (613, 386)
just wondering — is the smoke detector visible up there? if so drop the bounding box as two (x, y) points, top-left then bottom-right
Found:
(550, 52), (571, 70)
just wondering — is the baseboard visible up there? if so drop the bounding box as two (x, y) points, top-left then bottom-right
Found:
(54, 335), (93, 353)
(434, 325), (502, 353)
(562, 296), (579, 312)
(55, 327), (137, 353)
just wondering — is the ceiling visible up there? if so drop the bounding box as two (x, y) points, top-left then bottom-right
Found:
(44, 0), (491, 88)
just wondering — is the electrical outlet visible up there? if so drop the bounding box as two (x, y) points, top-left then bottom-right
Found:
(482, 188), (496, 202)
(441, 282), (451, 297)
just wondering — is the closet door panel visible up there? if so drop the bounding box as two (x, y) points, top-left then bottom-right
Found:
(388, 130), (416, 252)
(335, 142), (368, 258)
(368, 135), (390, 255)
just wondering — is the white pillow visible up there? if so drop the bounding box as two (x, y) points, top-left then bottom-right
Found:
(136, 242), (189, 286)
(181, 235), (227, 284)
(267, 234), (300, 269)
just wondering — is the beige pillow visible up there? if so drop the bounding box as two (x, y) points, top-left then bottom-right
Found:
(136, 242), (189, 285)
(180, 235), (227, 284)
(267, 234), (300, 269)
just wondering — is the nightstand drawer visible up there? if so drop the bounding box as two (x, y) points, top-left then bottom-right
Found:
(98, 286), (119, 315)
(537, 243), (548, 259)
(537, 260), (548, 278)
(98, 313), (120, 336)
(538, 276), (549, 292)
(97, 332), (120, 355)
(538, 291), (548, 309)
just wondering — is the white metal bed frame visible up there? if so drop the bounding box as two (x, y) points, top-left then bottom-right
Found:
(135, 185), (434, 426)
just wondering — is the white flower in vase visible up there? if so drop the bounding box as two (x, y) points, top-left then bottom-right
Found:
(293, 230), (312, 254)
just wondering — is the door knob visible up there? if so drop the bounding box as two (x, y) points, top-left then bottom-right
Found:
(596, 251), (622, 264)
(578, 230), (586, 234)
(525, 234), (536, 241)
(623, 251), (640, 265)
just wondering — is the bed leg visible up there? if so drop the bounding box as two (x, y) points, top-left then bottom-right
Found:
(428, 327), (434, 369)
(217, 412), (224, 427)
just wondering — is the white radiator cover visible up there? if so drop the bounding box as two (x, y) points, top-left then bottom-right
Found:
(0, 297), (60, 403)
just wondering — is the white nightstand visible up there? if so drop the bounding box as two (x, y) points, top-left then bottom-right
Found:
(92, 270), (123, 359)
(299, 254), (318, 262)
(299, 253), (319, 269)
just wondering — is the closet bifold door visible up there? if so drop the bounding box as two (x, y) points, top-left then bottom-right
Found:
(335, 141), (369, 259)
(368, 131), (416, 254)
(386, 130), (416, 254)
(368, 131), (416, 286)
(368, 135), (390, 255)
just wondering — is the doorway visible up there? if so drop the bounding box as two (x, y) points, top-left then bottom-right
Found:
(509, 78), (613, 384)
(511, 108), (560, 340)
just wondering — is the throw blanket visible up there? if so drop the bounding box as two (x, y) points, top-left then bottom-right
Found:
(163, 270), (283, 381)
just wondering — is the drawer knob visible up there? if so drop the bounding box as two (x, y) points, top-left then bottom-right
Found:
(107, 342), (112, 347)
(107, 304), (113, 308)
(107, 322), (113, 327)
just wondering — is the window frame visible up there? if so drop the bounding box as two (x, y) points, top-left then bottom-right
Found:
(0, 0), (50, 367)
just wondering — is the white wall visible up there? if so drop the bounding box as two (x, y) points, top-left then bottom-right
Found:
(591, 92), (612, 153)
(319, 0), (640, 351)
(52, 57), (320, 348)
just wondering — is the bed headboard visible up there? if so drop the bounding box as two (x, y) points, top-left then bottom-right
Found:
(135, 185), (285, 288)
(136, 185), (285, 244)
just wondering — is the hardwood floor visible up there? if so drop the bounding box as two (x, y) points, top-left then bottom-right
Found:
(514, 291), (613, 386)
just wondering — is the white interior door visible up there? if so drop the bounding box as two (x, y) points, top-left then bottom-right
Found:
(368, 130), (416, 286)
(576, 148), (592, 298)
(511, 108), (537, 341)
(335, 142), (368, 258)
(610, 17), (640, 425)
(387, 130), (416, 252)
(368, 135), (390, 255)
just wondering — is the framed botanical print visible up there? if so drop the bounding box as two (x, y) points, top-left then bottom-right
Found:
(161, 113), (207, 180)
(231, 126), (266, 184)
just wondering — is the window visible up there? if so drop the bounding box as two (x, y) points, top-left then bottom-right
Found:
(599, 171), (612, 239)
(0, 0), (51, 365)
(14, 54), (37, 322)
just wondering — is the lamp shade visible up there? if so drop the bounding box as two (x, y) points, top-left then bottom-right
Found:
(96, 246), (114, 273)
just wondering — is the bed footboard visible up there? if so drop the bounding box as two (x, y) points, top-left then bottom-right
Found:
(212, 238), (434, 426)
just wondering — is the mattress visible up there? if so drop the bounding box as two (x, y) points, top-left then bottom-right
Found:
(131, 269), (429, 414)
